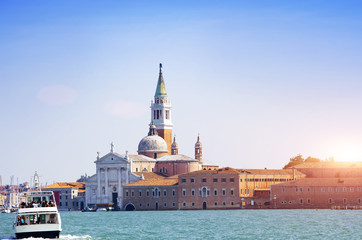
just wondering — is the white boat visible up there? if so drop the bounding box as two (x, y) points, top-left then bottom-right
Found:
(13, 191), (62, 239)
(96, 207), (107, 212)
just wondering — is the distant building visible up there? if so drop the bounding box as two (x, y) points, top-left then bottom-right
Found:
(42, 182), (85, 211)
(271, 178), (362, 209)
(289, 161), (362, 178)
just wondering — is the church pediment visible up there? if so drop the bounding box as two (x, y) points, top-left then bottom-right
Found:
(95, 152), (129, 164)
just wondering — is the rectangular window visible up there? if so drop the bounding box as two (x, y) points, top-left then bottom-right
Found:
(321, 188), (325, 192)
(240, 178), (243, 182)
(191, 189), (195, 196)
(191, 178), (195, 183)
(166, 110), (169, 119)
(213, 178), (218, 183)
(328, 187), (332, 192)
(65, 202), (68, 206)
(230, 178), (234, 182)
(350, 187), (354, 192)
(214, 189), (218, 196)
(181, 179), (186, 183)
(307, 199), (311, 204)
(182, 189), (186, 197)
(343, 187), (346, 192)
(221, 178), (226, 182)
(222, 189), (226, 196)
(172, 189), (176, 196)
(329, 198), (333, 204)
(358, 187), (361, 192)
(282, 188), (285, 193)
(139, 190), (142, 197)
(146, 190), (150, 197)
(230, 189), (234, 196)
(126, 190), (129, 197)
(240, 189), (243, 195)
(336, 187), (339, 192)
(343, 199), (347, 204)
(299, 199), (303, 204)
(164, 189), (167, 196)
(131, 190), (134, 197)
(202, 178), (207, 183)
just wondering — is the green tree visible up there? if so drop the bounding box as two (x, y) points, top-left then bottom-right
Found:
(283, 154), (304, 169)
(304, 156), (321, 163)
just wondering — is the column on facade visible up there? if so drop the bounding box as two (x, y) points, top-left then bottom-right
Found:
(105, 167), (108, 200)
(97, 168), (101, 198)
(119, 167), (124, 209)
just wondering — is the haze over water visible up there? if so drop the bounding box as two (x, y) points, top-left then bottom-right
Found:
(1, 210), (361, 239)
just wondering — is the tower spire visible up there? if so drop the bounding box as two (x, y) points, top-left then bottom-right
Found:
(151, 63), (173, 154)
(171, 135), (178, 155)
(155, 63), (167, 97)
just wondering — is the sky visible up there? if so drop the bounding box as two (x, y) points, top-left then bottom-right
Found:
(1, 0), (362, 186)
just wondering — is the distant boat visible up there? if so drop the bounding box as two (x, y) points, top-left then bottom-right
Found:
(96, 208), (107, 212)
(13, 191), (62, 239)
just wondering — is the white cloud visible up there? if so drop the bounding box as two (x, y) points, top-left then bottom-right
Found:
(105, 101), (147, 119)
(37, 85), (77, 106)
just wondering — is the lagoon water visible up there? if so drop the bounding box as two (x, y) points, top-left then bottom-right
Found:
(1, 210), (361, 239)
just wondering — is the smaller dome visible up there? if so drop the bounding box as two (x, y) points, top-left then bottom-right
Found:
(138, 135), (168, 153)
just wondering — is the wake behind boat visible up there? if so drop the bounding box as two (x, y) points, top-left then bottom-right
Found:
(13, 191), (62, 239)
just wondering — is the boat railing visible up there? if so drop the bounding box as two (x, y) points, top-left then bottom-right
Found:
(15, 214), (59, 226)
(19, 201), (56, 209)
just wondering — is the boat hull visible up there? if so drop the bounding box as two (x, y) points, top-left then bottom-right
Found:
(16, 230), (60, 239)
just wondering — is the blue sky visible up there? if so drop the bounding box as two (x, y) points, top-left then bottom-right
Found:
(1, 0), (362, 185)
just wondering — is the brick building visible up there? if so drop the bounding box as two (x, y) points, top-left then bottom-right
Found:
(178, 167), (305, 210)
(123, 177), (179, 211)
(271, 178), (362, 209)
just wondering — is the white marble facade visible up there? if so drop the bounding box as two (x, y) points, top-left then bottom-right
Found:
(85, 145), (141, 209)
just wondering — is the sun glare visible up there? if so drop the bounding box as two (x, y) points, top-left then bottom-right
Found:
(333, 145), (362, 162)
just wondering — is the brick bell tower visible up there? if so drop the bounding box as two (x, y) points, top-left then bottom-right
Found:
(150, 63), (173, 154)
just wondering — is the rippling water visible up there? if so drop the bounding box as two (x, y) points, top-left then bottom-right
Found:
(1, 210), (361, 239)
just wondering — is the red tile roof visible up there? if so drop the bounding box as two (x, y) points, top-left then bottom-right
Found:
(180, 167), (241, 176)
(180, 167), (305, 176)
(133, 172), (168, 179)
(291, 161), (362, 169)
(239, 169), (305, 176)
(42, 182), (85, 190)
(123, 178), (178, 187)
(273, 178), (362, 186)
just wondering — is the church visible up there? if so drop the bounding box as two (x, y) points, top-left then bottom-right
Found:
(85, 64), (218, 209)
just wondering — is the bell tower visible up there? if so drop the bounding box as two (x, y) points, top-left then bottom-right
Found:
(195, 135), (202, 162)
(150, 63), (173, 154)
